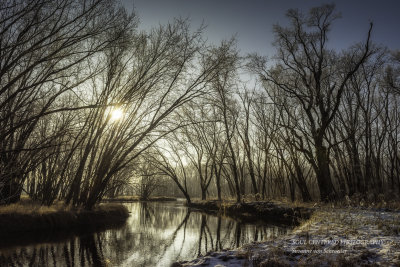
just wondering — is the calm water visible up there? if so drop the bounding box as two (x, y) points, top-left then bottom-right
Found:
(0, 201), (291, 266)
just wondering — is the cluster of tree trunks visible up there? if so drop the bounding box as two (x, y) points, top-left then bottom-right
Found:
(1, 2), (399, 207)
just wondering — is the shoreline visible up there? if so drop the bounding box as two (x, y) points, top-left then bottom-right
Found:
(176, 206), (400, 266)
(0, 203), (129, 246)
(102, 196), (177, 202)
(186, 200), (314, 226)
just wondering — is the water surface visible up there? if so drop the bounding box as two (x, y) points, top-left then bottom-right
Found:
(0, 201), (291, 266)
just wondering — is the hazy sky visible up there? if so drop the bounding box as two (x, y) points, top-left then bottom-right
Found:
(122, 0), (400, 56)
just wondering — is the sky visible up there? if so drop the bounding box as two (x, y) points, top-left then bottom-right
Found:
(122, 0), (400, 56)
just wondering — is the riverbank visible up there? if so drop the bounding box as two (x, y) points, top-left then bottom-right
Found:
(0, 202), (129, 240)
(102, 195), (177, 202)
(176, 207), (400, 266)
(187, 200), (313, 225)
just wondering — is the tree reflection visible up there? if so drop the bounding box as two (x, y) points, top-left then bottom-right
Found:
(0, 233), (109, 267)
(139, 202), (155, 225)
(197, 214), (206, 256)
(120, 203), (192, 266)
(0, 203), (291, 266)
(79, 234), (104, 267)
(216, 216), (222, 250)
(234, 222), (242, 247)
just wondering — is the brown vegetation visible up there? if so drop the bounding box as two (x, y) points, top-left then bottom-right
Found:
(187, 200), (313, 225)
(0, 202), (129, 236)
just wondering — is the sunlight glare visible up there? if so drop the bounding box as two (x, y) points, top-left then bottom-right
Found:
(110, 107), (124, 122)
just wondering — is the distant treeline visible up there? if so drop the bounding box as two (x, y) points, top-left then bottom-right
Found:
(0, 1), (399, 208)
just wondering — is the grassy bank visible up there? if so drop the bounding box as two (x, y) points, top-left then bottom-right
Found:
(178, 206), (400, 266)
(187, 200), (313, 225)
(0, 202), (129, 238)
(102, 195), (177, 202)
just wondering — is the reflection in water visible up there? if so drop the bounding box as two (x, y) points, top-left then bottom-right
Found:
(0, 202), (291, 266)
(0, 235), (108, 267)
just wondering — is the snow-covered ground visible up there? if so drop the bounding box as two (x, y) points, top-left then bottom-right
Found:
(176, 208), (400, 266)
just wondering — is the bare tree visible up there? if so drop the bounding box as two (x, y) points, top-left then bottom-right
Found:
(212, 40), (242, 202)
(0, 0), (132, 203)
(130, 160), (165, 200)
(237, 88), (259, 198)
(177, 102), (219, 200)
(249, 4), (374, 201)
(385, 51), (400, 94)
(146, 139), (193, 204)
(73, 20), (237, 209)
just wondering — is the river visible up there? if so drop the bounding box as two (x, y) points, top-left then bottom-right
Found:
(0, 201), (292, 266)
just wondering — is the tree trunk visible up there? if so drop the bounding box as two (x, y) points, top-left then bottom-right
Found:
(294, 165), (312, 202)
(315, 139), (337, 201)
(215, 172), (222, 201)
(0, 179), (22, 204)
(201, 187), (207, 200)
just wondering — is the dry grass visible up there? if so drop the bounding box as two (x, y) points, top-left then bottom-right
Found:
(0, 202), (63, 215)
(248, 194), (400, 211)
(187, 199), (313, 226)
(103, 195), (141, 202)
(0, 200), (129, 236)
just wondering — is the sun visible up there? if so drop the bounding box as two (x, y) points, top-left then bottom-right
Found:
(110, 107), (124, 122)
